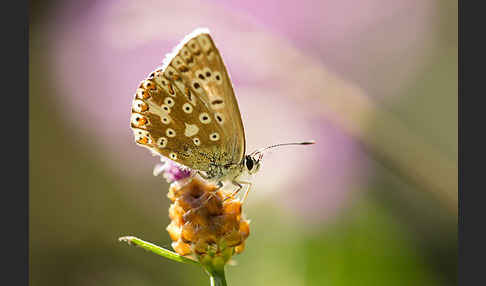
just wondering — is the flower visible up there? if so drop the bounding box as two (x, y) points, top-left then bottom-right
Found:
(166, 175), (250, 268)
(153, 158), (194, 184)
(119, 156), (247, 284)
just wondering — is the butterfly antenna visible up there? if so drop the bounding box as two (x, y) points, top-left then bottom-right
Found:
(250, 140), (315, 159)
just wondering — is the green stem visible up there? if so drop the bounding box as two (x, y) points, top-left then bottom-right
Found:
(209, 269), (227, 286)
(118, 236), (199, 265)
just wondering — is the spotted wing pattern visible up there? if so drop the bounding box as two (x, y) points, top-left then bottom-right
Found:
(130, 28), (246, 172)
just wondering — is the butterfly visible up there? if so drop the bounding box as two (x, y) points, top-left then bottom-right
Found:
(130, 28), (314, 201)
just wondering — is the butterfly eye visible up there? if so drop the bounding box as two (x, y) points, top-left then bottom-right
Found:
(169, 153), (178, 160)
(245, 157), (254, 171)
(199, 113), (211, 124)
(182, 103), (193, 113)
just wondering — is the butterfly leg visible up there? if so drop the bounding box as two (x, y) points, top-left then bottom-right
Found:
(199, 176), (223, 204)
(241, 181), (253, 204)
(197, 171), (210, 180)
(225, 181), (242, 201)
(216, 181), (223, 189)
(224, 180), (251, 201)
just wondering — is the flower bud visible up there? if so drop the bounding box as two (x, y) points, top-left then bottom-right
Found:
(165, 175), (250, 266)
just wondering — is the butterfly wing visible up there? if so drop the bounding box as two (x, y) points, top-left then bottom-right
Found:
(130, 28), (246, 172)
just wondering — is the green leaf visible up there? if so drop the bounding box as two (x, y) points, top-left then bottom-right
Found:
(118, 236), (199, 266)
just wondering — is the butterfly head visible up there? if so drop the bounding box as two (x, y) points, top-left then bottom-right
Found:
(244, 154), (262, 175)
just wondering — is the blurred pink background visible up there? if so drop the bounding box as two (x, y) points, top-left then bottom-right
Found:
(45, 0), (440, 222)
(31, 0), (457, 285)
